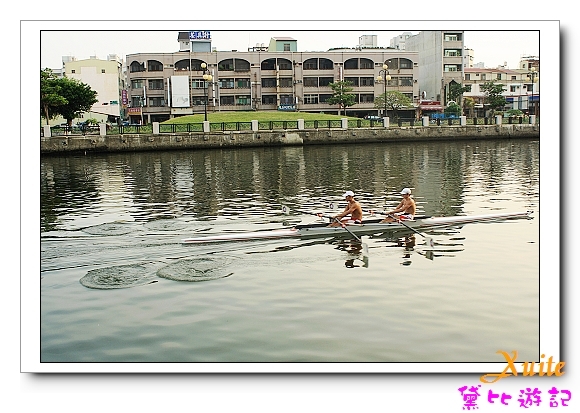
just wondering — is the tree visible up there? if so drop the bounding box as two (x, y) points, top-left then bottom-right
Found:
(53, 77), (98, 125)
(374, 91), (413, 121)
(444, 102), (461, 117)
(480, 81), (507, 118)
(463, 97), (475, 118)
(448, 83), (470, 107)
(41, 69), (67, 125)
(326, 81), (356, 116)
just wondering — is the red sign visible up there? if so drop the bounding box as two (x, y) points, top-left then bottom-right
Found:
(127, 107), (142, 114)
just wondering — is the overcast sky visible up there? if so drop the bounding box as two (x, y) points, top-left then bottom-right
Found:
(40, 23), (540, 71)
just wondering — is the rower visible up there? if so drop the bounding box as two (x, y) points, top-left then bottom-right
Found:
(381, 188), (416, 223)
(328, 190), (364, 227)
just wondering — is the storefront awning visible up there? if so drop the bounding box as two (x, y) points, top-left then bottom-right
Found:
(419, 105), (443, 110)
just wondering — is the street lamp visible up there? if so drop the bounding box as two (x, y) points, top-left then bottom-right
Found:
(376, 64), (391, 118)
(526, 67), (539, 117)
(201, 62), (213, 121)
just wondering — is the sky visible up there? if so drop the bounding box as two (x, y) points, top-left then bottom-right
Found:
(39, 23), (540, 71)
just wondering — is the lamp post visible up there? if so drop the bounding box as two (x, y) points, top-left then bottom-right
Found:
(201, 62), (213, 121)
(376, 64), (391, 118)
(526, 67), (539, 117)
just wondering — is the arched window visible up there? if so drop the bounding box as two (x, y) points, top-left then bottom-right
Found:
(147, 60), (163, 71)
(261, 58), (276, 70)
(344, 58), (358, 70)
(399, 58), (413, 69)
(359, 58), (374, 69)
(130, 61), (145, 73)
(277, 58), (292, 70)
(303, 58), (318, 70)
(174, 59), (190, 71)
(319, 58), (333, 70)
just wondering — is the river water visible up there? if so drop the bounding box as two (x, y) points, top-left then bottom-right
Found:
(38, 139), (540, 370)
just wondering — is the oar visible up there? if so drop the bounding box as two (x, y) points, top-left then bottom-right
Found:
(387, 214), (434, 248)
(281, 205), (333, 221)
(282, 205), (368, 255)
(331, 217), (369, 255)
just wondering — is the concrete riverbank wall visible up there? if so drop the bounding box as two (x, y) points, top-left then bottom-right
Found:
(40, 124), (540, 155)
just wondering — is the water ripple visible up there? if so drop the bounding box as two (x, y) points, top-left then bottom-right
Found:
(156, 257), (235, 282)
(79, 263), (157, 289)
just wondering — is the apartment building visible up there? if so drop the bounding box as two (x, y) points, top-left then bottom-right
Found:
(63, 55), (126, 123)
(125, 32), (419, 124)
(463, 56), (540, 117)
(405, 31), (465, 108)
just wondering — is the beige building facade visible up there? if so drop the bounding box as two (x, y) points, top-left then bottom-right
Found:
(125, 35), (419, 124)
(64, 55), (125, 123)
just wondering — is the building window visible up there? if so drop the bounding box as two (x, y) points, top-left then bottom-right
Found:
(303, 58), (318, 70)
(280, 94), (293, 104)
(278, 59), (293, 70)
(400, 77), (413, 87)
(148, 60), (163, 71)
(101, 69), (106, 74)
(218, 59), (234, 71)
(71, 69), (76, 74)
(304, 94), (318, 104)
(444, 65), (461, 72)
(148, 97), (165, 107)
(359, 94), (374, 103)
(131, 97), (143, 107)
(303, 77), (318, 87)
(220, 96), (235, 105)
(497, 73), (502, 80)
(236, 95), (251, 105)
(465, 74), (470, 80)
(359, 77), (374, 87)
(444, 33), (460, 41)
(319, 94), (332, 103)
(360, 59), (373, 69)
(192, 79), (205, 89)
(399, 58), (413, 69)
(279, 78), (293, 88)
(444, 49), (462, 57)
(131, 80), (144, 89)
(262, 95), (276, 105)
(219, 79), (235, 89)
(148, 79), (164, 90)
(261, 78), (277, 88)
(236, 78), (251, 88)
(192, 96), (206, 106)
(344, 77), (359, 86)
(318, 77), (333, 87)
(130, 61), (145, 72)
(284, 43), (290, 51)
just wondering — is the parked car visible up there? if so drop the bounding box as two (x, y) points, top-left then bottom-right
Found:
(364, 115), (382, 121)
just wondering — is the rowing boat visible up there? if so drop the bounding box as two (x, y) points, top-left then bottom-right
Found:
(181, 211), (532, 244)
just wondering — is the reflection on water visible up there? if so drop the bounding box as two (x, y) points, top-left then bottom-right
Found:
(41, 140), (539, 232)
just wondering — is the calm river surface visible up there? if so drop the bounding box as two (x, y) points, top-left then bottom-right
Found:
(40, 139), (539, 367)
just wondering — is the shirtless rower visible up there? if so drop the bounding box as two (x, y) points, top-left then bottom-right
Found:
(328, 191), (364, 227)
(381, 188), (416, 223)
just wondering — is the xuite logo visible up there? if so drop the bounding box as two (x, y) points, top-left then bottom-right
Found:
(457, 350), (571, 410)
(480, 350), (565, 383)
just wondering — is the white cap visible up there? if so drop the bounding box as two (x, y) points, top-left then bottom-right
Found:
(400, 188), (411, 195)
(342, 190), (355, 198)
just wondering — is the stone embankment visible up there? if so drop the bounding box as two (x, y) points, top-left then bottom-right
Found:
(41, 122), (540, 155)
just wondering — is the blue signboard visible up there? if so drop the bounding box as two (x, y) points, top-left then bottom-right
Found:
(189, 31), (211, 40)
(278, 104), (296, 111)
